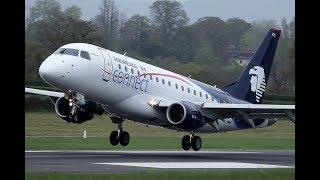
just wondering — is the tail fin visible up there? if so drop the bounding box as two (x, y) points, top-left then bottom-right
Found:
(222, 28), (281, 104)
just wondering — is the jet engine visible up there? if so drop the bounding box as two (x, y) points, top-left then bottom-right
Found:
(166, 102), (206, 130)
(54, 96), (104, 124)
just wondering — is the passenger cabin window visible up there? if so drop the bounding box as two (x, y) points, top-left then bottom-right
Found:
(187, 88), (190, 93)
(162, 79), (165, 84)
(131, 68), (134, 74)
(80, 51), (91, 60)
(118, 64), (121, 70)
(193, 90), (196, 95)
(150, 75), (153, 80)
(175, 84), (178, 89)
(212, 97), (215, 102)
(168, 81), (171, 86)
(181, 86), (184, 91)
(56, 48), (79, 57)
(205, 94), (208, 99)
(156, 77), (159, 82)
(125, 66), (128, 72)
(199, 92), (202, 97)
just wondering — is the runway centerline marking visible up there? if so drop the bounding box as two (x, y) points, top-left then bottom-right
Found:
(92, 162), (293, 169)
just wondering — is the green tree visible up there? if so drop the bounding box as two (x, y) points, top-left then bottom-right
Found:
(194, 43), (217, 65)
(95, 0), (120, 50)
(224, 63), (243, 80)
(28, 0), (63, 24)
(64, 5), (82, 20)
(241, 20), (277, 50)
(281, 18), (289, 40)
(150, 0), (189, 40)
(190, 17), (228, 59)
(25, 40), (49, 85)
(225, 18), (251, 50)
(163, 27), (199, 61)
(122, 15), (151, 42)
(121, 15), (163, 58)
(288, 18), (295, 40)
(26, 1), (98, 51)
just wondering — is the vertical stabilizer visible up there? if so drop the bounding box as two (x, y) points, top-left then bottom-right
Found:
(222, 28), (281, 104)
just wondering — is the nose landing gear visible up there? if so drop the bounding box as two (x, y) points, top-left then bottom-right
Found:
(109, 116), (130, 147)
(181, 133), (202, 151)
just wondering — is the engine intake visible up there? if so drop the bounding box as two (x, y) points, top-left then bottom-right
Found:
(166, 102), (205, 130)
(54, 97), (94, 124)
(55, 97), (70, 118)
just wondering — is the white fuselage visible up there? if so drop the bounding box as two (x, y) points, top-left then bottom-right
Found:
(39, 43), (268, 133)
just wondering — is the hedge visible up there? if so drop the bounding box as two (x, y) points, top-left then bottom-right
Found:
(25, 95), (53, 111)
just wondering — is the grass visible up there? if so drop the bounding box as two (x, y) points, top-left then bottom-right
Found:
(26, 137), (294, 150)
(25, 111), (295, 150)
(25, 169), (294, 180)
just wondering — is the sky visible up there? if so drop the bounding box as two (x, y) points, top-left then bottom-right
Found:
(25, 0), (295, 23)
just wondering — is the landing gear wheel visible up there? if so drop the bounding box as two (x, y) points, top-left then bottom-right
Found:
(181, 135), (191, 151)
(109, 131), (119, 146)
(119, 131), (130, 146)
(191, 136), (202, 151)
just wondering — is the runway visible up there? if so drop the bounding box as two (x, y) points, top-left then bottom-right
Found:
(25, 150), (295, 173)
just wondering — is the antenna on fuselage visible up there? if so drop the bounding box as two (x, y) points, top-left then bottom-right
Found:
(188, 75), (192, 78)
(123, 52), (127, 56)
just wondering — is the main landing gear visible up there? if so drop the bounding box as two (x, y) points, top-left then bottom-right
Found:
(109, 116), (130, 147)
(181, 133), (202, 151)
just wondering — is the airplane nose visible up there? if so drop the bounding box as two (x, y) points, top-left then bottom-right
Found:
(39, 61), (51, 81)
(39, 59), (62, 83)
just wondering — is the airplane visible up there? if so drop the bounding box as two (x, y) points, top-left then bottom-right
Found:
(25, 28), (295, 151)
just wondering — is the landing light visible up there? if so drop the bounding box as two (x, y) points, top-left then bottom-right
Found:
(148, 99), (159, 107)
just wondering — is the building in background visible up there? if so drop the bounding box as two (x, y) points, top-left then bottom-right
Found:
(226, 50), (255, 67)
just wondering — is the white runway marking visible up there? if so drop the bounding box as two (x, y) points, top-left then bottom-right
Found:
(92, 162), (293, 169)
(25, 155), (121, 158)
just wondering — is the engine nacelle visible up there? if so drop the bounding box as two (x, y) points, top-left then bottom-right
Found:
(54, 97), (94, 124)
(55, 97), (70, 118)
(166, 102), (206, 130)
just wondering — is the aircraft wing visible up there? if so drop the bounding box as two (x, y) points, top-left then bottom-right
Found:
(155, 100), (295, 124)
(202, 103), (294, 113)
(25, 87), (64, 98)
(202, 103), (295, 122)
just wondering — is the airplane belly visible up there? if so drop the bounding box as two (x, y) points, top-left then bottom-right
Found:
(106, 94), (168, 126)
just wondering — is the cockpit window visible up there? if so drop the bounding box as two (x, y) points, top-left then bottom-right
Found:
(80, 51), (91, 60)
(54, 48), (66, 54)
(56, 48), (79, 57)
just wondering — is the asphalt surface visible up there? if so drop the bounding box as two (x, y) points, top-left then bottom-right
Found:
(25, 150), (295, 173)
